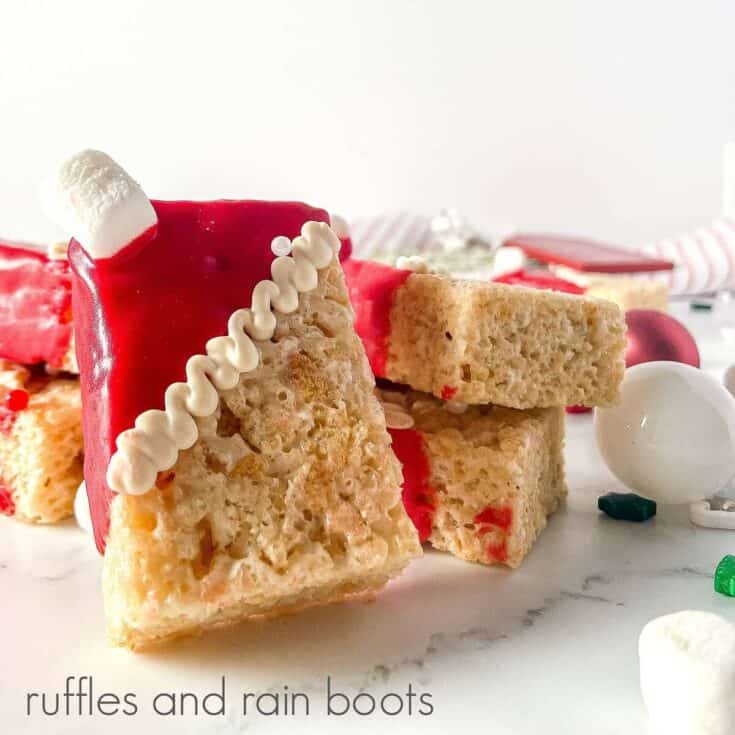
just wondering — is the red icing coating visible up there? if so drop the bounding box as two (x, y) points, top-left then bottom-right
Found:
(0, 241), (73, 367)
(493, 269), (585, 295)
(440, 385), (457, 401)
(0, 481), (14, 516)
(342, 259), (412, 376)
(68, 200), (329, 553)
(388, 427), (434, 542)
(474, 504), (513, 563)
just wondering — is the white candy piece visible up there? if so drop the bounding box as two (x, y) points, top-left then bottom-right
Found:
(595, 362), (735, 504)
(40, 149), (157, 260)
(640, 610), (735, 735)
(74, 481), (93, 536)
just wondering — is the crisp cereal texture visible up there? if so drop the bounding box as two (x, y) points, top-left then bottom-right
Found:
(0, 362), (83, 523)
(386, 274), (626, 408)
(382, 388), (566, 568)
(103, 260), (422, 650)
(58, 333), (79, 373)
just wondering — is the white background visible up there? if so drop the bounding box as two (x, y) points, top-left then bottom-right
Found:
(1, 0), (734, 246)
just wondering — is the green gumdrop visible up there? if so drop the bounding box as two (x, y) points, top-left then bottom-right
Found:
(597, 492), (657, 522)
(714, 555), (735, 598)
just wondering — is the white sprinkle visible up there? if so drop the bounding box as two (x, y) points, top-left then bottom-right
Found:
(271, 235), (293, 257)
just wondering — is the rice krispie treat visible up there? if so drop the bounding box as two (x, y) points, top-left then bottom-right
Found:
(378, 385), (566, 567)
(343, 258), (626, 409)
(0, 239), (77, 373)
(0, 361), (83, 523)
(48, 150), (421, 650)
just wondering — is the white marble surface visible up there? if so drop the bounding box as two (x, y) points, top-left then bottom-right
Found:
(2, 303), (734, 734)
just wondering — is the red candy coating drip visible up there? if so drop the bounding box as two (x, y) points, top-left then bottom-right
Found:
(69, 200), (329, 553)
(493, 269), (585, 295)
(474, 504), (513, 563)
(388, 427), (435, 542)
(0, 241), (73, 368)
(0, 481), (14, 516)
(342, 259), (412, 377)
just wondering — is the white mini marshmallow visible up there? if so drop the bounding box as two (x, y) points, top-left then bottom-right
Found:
(639, 610), (735, 735)
(40, 149), (157, 260)
(74, 481), (93, 536)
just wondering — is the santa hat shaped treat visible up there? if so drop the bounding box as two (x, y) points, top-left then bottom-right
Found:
(45, 150), (420, 649)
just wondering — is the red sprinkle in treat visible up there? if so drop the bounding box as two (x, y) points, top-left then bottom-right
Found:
(566, 405), (592, 414)
(474, 505), (513, 532)
(389, 428), (435, 541)
(474, 505), (513, 563)
(493, 269), (585, 295)
(0, 481), (15, 516)
(440, 385), (457, 400)
(5, 389), (29, 413)
(485, 539), (508, 563)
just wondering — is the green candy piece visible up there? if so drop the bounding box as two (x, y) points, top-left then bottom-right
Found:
(598, 492), (657, 522)
(714, 555), (735, 598)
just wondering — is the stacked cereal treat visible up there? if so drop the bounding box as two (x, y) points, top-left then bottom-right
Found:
(343, 257), (627, 567)
(0, 241), (82, 523)
(45, 150), (420, 649)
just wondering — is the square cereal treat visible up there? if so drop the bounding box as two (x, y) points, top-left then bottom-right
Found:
(54, 151), (421, 650)
(0, 361), (83, 523)
(378, 386), (566, 567)
(343, 258), (626, 409)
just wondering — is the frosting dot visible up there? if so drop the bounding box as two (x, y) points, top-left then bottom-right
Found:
(271, 236), (292, 257)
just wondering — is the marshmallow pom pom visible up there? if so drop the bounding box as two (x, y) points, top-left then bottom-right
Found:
(639, 610), (735, 735)
(40, 149), (157, 260)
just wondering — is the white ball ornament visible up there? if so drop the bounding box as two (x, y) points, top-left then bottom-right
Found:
(595, 362), (735, 504)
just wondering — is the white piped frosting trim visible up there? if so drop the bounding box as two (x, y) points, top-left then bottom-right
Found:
(107, 220), (340, 495)
(40, 149), (158, 260)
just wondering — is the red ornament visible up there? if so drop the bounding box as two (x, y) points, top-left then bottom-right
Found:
(625, 309), (700, 368)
